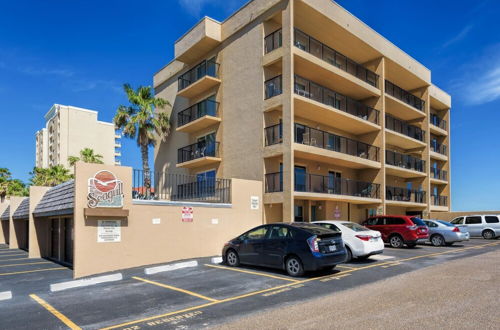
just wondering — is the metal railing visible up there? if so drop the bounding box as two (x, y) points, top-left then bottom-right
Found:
(386, 186), (426, 204)
(295, 123), (379, 162)
(430, 113), (447, 131)
(265, 172), (283, 193)
(386, 150), (425, 173)
(430, 141), (447, 155)
(431, 167), (448, 181)
(177, 99), (219, 127)
(294, 29), (379, 87)
(132, 169), (231, 203)
(385, 114), (425, 142)
(178, 58), (219, 91)
(295, 173), (380, 199)
(178, 141), (220, 164)
(265, 123), (282, 146)
(385, 80), (425, 111)
(294, 75), (380, 125)
(432, 195), (448, 206)
(264, 29), (282, 54)
(265, 75), (282, 99)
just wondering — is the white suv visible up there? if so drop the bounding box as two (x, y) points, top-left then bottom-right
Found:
(450, 215), (500, 239)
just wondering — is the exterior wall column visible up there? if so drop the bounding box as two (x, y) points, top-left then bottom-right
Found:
(28, 186), (51, 258)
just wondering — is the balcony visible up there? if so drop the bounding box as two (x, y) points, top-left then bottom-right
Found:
(386, 186), (426, 206)
(177, 141), (221, 168)
(385, 80), (426, 121)
(385, 150), (426, 178)
(265, 29), (282, 54)
(294, 123), (380, 169)
(293, 29), (380, 99)
(430, 141), (448, 160)
(265, 124), (282, 146)
(430, 167), (448, 183)
(385, 114), (426, 150)
(430, 113), (448, 136)
(265, 172), (283, 193)
(294, 172), (381, 204)
(294, 75), (380, 134)
(177, 58), (220, 98)
(431, 195), (448, 207)
(177, 99), (220, 133)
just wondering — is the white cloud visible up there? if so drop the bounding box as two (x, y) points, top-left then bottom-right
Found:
(178, 0), (212, 17)
(68, 79), (122, 94)
(442, 25), (473, 49)
(20, 66), (74, 77)
(177, 0), (244, 17)
(464, 65), (500, 105)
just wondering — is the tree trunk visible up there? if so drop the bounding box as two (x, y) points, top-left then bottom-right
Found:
(140, 144), (151, 195)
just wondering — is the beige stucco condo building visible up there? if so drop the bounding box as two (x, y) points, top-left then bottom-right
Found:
(153, 0), (451, 223)
(35, 104), (121, 169)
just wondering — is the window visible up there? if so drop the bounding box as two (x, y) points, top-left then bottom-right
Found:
(410, 217), (427, 227)
(365, 217), (382, 226)
(268, 226), (291, 239)
(294, 166), (307, 192)
(386, 217), (406, 225)
(437, 220), (454, 227)
(317, 223), (341, 233)
(450, 217), (464, 225)
(485, 216), (500, 224)
(465, 216), (482, 225)
(341, 222), (369, 232)
(424, 221), (438, 228)
(245, 227), (268, 240)
(294, 205), (304, 222)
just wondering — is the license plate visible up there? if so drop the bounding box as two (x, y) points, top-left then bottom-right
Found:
(328, 245), (336, 252)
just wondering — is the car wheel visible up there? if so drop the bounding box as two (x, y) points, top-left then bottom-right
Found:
(431, 234), (445, 246)
(482, 230), (495, 240)
(389, 235), (404, 248)
(285, 256), (304, 277)
(345, 246), (353, 263)
(226, 249), (240, 267)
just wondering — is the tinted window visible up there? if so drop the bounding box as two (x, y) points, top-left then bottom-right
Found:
(365, 218), (380, 226)
(424, 221), (438, 228)
(437, 220), (454, 227)
(465, 216), (482, 224)
(291, 223), (337, 235)
(485, 216), (500, 224)
(245, 227), (268, 240)
(341, 222), (370, 232)
(410, 217), (427, 227)
(450, 217), (464, 225)
(268, 226), (291, 239)
(316, 223), (341, 233)
(386, 217), (406, 225)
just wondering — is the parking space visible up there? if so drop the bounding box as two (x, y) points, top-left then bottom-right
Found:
(0, 239), (498, 329)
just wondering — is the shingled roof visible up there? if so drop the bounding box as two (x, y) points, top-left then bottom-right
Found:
(33, 180), (74, 217)
(12, 198), (30, 220)
(0, 205), (9, 221)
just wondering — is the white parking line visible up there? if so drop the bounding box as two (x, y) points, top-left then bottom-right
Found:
(145, 260), (198, 275)
(211, 257), (223, 264)
(0, 291), (12, 301)
(369, 255), (396, 261)
(50, 273), (123, 292)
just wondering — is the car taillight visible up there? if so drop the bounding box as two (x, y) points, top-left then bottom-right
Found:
(407, 225), (417, 230)
(355, 235), (372, 241)
(307, 235), (320, 253)
(452, 227), (460, 232)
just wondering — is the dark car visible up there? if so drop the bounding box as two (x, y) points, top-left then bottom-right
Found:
(362, 215), (429, 248)
(222, 222), (346, 277)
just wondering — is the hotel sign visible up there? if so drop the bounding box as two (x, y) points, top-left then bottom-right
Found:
(87, 170), (124, 208)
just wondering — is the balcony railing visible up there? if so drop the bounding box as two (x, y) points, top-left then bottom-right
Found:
(386, 150), (425, 173)
(295, 124), (379, 161)
(432, 195), (448, 206)
(265, 75), (282, 99)
(430, 113), (447, 131)
(295, 173), (380, 199)
(178, 58), (219, 91)
(386, 186), (426, 204)
(431, 141), (447, 155)
(177, 99), (219, 127)
(431, 167), (448, 181)
(265, 123), (282, 146)
(385, 80), (425, 111)
(265, 172), (283, 193)
(386, 114), (425, 142)
(294, 75), (380, 125)
(294, 29), (379, 87)
(132, 169), (231, 203)
(264, 29), (282, 54)
(177, 141), (220, 164)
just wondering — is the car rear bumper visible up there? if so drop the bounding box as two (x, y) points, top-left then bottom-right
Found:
(302, 250), (347, 271)
(445, 232), (470, 242)
(355, 239), (385, 257)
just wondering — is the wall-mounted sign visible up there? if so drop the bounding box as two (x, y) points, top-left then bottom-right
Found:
(152, 218), (161, 225)
(334, 205), (341, 219)
(182, 207), (193, 222)
(87, 170), (124, 208)
(250, 196), (259, 210)
(97, 220), (121, 243)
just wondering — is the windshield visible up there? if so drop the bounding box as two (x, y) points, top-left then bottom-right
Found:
(410, 217), (427, 227)
(437, 220), (454, 227)
(292, 222), (340, 234)
(341, 222), (369, 232)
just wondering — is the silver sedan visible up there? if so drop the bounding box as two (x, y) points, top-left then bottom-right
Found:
(423, 220), (470, 246)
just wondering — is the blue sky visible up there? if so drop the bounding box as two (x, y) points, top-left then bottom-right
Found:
(0, 0), (499, 211)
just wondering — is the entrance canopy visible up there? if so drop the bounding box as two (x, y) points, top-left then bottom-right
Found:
(33, 180), (74, 218)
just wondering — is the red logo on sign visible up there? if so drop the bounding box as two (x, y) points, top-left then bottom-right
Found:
(91, 170), (118, 193)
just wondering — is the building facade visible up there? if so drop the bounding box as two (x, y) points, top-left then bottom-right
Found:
(35, 104), (121, 169)
(153, 0), (451, 223)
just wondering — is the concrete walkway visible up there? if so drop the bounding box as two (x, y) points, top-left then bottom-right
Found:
(214, 249), (500, 330)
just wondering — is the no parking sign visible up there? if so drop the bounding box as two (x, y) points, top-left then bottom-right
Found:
(182, 207), (193, 222)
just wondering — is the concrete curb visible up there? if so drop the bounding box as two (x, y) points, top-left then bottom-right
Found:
(0, 291), (12, 301)
(145, 260), (198, 275)
(50, 273), (123, 292)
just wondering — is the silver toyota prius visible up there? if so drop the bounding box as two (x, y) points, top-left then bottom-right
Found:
(423, 220), (470, 246)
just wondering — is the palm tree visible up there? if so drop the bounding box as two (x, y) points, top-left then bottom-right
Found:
(68, 148), (104, 166)
(114, 83), (170, 191)
(30, 166), (73, 187)
(0, 168), (12, 202)
(7, 179), (29, 197)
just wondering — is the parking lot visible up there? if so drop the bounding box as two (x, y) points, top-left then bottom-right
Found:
(0, 239), (499, 330)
